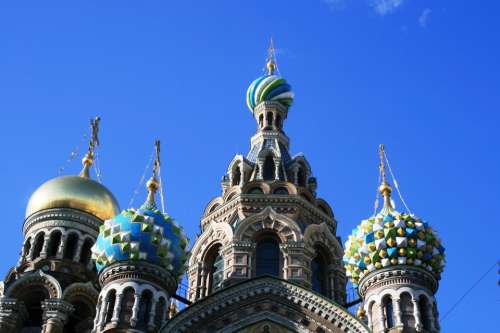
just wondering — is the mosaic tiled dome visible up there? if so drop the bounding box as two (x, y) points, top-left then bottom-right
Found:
(91, 201), (189, 279)
(343, 210), (445, 285)
(246, 74), (294, 112)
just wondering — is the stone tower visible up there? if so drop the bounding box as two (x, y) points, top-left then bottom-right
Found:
(343, 145), (445, 333)
(0, 118), (120, 333)
(91, 141), (188, 333)
(187, 42), (347, 305)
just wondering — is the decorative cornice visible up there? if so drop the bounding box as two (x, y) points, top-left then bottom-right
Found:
(358, 266), (438, 297)
(23, 208), (102, 235)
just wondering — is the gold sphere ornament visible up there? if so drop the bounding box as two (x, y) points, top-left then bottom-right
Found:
(364, 257), (371, 265)
(399, 248), (407, 256)
(417, 250), (424, 258)
(408, 238), (416, 247)
(379, 249), (387, 258)
(368, 243), (376, 251)
(387, 238), (396, 247)
(390, 258), (398, 265)
(397, 228), (405, 236)
(375, 262), (382, 269)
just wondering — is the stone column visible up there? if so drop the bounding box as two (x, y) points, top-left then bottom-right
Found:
(411, 298), (422, 331)
(147, 299), (158, 330)
(111, 292), (124, 326)
(393, 297), (403, 328)
(377, 302), (386, 332)
(365, 303), (373, 331)
(40, 234), (50, 259)
(56, 233), (66, 260)
(41, 299), (74, 333)
(256, 159), (264, 180)
(130, 293), (141, 327)
(292, 165), (299, 185)
(73, 238), (85, 262)
(273, 158), (281, 180)
(0, 298), (28, 333)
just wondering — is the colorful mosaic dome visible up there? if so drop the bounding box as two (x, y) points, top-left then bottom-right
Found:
(91, 200), (189, 279)
(246, 74), (294, 112)
(343, 210), (445, 285)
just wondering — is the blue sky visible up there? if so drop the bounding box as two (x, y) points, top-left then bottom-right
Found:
(1, 1), (499, 331)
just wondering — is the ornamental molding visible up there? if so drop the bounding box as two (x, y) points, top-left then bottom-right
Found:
(163, 276), (370, 333)
(358, 266), (438, 297)
(24, 208), (101, 236)
(5, 270), (62, 299)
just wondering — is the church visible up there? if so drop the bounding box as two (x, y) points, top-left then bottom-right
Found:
(0, 43), (446, 333)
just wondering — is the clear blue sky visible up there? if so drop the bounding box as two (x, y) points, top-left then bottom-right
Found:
(1, 1), (498, 331)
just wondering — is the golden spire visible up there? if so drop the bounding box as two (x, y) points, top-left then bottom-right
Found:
(266, 37), (277, 75)
(378, 144), (393, 212)
(146, 140), (161, 206)
(79, 116), (101, 178)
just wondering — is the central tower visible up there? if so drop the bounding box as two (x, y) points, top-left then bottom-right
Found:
(187, 41), (347, 305)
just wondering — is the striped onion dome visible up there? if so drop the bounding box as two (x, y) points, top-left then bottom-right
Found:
(246, 74), (294, 112)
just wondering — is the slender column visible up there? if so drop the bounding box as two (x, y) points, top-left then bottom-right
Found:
(365, 304), (373, 331)
(393, 297), (403, 328)
(147, 299), (158, 329)
(40, 235), (50, 258)
(427, 301), (436, 332)
(412, 298), (423, 332)
(27, 237), (36, 260)
(92, 299), (101, 332)
(130, 293), (141, 327)
(274, 159), (281, 180)
(377, 303), (386, 332)
(41, 299), (73, 333)
(97, 297), (108, 330)
(111, 292), (123, 325)
(73, 238), (85, 262)
(56, 233), (66, 259)
(256, 159), (264, 180)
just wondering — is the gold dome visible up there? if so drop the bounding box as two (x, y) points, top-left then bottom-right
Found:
(26, 175), (120, 221)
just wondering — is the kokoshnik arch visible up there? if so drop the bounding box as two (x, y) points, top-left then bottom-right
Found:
(0, 41), (445, 333)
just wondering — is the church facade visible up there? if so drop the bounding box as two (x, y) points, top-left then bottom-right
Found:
(0, 45), (445, 333)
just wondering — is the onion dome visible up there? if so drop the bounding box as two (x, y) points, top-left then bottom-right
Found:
(246, 39), (294, 112)
(91, 141), (189, 279)
(343, 145), (445, 285)
(26, 118), (120, 221)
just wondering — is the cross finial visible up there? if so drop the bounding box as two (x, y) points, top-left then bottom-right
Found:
(79, 116), (101, 178)
(378, 144), (393, 211)
(145, 139), (161, 207)
(266, 37), (277, 75)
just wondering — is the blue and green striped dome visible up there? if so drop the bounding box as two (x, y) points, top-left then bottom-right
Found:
(246, 74), (294, 112)
(91, 201), (189, 279)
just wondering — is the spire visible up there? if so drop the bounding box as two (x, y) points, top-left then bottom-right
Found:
(378, 144), (394, 213)
(266, 37), (277, 75)
(144, 140), (161, 208)
(79, 116), (100, 178)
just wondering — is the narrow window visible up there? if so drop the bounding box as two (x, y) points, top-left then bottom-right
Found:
(232, 166), (241, 186)
(311, 248), (328, 296)
(419, 296), (431, 330)
(104, 290), (116, 324)
(384, 297), (394, 328)
(266, 111), (273, 127)
(137, 290), (153, 327)
(256, 235), (280, 277)
(206, 244), (224, 294)
(47, 231), (62, 257)
(119, 288), (135, 323)
(154, 297), (166, 328)
(79, 238), (94, 265)
(263, 155), (275, 180)
(64, 233), (79, 260)
(32, 233), (45, 259)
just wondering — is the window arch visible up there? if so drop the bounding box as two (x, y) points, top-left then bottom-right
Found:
(64, 233), (79, 260)
(205, 244), (224, 294)
(119, 288), (135, 323)
(383, 296), (394, 329)
(255, 233), (281, 277)
(266, 111), (273, 127)
(311, 246), (329, 296)
(32, 233), (45, 259)
(419, 295), (431, 330)
(79, 238), (94, 265)
(400, 292), (415, 328)
(47, 231), (62, 258)
(263, 155), (275, 180)
(137, 290), (153, 328)
(104, 289), (116, 324)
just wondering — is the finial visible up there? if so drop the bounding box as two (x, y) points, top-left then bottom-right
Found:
(79, 116), (101, 178)
(145, 140), (161, 206)
(378, 144), (393, 211)
(168, 301), (179, 319)
(266, 37), (277, 75)
(356, 305), (367, 320)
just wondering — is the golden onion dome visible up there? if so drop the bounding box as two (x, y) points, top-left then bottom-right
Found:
(25, 175), (120, 221)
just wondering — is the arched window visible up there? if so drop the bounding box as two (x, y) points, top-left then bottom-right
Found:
(154, 297), (167, 328)
(32, 233), (45, 259)
(205, 244), (224, 294)
(248, 187), (263, 194)
(383, 296), (394, 329)
(22, 237), (32, 261)
(255, 234), (280, 277)
(64, 233), (79, 260)
(232, 166), (241, 186)
(137, 290), (153, 328)
(400, 293), (415, 327)
(79, 238), (94, 265)
(273, 187), (288, 195)
(419, 296), (431, 330)
(258, 114), (264, 128)
(104, 289), (116, 324)
(119, 288), (135, 323)
(47, 231), (62, 258)
(266, 111), (273, 127)
(275, 114), (282, 129)
(17, 287), (48, 331)
(263, 155), (275, 180)
(311, 247), (328, 296)
(297, 167), (307, 187)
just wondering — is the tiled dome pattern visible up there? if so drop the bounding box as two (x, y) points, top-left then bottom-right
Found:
(343, 211), (445, 285)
